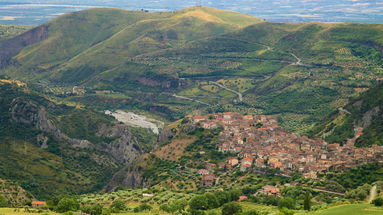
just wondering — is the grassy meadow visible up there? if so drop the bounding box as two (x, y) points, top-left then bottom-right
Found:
(297, 204), (383, 215)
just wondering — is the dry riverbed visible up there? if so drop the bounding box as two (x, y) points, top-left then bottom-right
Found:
(105, 110), (164, 134)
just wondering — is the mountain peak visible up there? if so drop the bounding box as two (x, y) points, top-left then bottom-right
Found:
(176, 6), (263, 27)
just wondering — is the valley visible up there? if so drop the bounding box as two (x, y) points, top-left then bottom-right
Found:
(0, 5), (383, 215)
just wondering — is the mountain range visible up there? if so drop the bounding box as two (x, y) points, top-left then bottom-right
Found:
(0, 6), (383, 201)
(1, 6), (383, 132)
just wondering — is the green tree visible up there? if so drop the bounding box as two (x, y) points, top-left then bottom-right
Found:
(101, 208), (111, 215)
(110, 200), (126, 212)
(189, 195), (209, 210)
(204, 193), (219, 209)
(221, 202), (242, 215)
(278, 208), (295, 215)
(303, 191), (312, 211)
(92, 204), (103, 215)
(81, 205), (104, 215)
(229, 190), (242, 201)
(0, 195), (8, 207)
(244, 210), (260, 215)
(190, 210), (206, 215)
(278, 197), (295, 210)
(56, 198), (79, 213)
(214, 191), (231, 206)
(134, 203), (152, 212)
(161, 199), (187, 214)
(372, 197), (383, 207)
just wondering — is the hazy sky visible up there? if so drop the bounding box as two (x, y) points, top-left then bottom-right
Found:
(1, 0), (383, 25)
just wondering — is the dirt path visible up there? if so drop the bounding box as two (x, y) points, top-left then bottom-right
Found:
(369, 185), (377, 203)
(209, 81), (243, 102)
(289, 53), (312, 67)
(339, 107), (351, 114)
(301, 186), (345, 196)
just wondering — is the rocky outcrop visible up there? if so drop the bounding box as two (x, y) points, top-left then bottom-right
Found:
(96, 124), (142, 165)
(10, 97), (145, 165)
(103, 167), (148, 192)
(10, 98), (66, 138)
(8, 95), (157, 191)
(10, 98), (67, 140)
(362, 106), (380, 128)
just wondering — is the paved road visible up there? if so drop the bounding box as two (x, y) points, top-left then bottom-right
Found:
(209, 81), (243, 102)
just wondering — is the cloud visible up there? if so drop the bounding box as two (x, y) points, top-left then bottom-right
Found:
(0, 16), (22, 21)
(352, 3), (371, 7)
(0, 4), (104, 10)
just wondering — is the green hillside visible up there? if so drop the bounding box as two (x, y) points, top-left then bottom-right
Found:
(0, 25), (31, 42)
(310, 82), (383, 147)
(0, 82), (155, 199)
(123, 22), (383, 132)
(0, 7), (382, 133)
(0, 7), (261, 82)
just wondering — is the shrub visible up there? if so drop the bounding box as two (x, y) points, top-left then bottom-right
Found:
(221, 202), (242, 215)
(204, 193), (219, 209)
(134, 203), (152, 212)
(190, 210), (206, 215)
(278, 208), (295, 215)
(0, 195), (8, 207)
(213, 191), (231, 206)
(189, 195), (209, 210)
(110, 199), (126, 212)
(244, 210), (260, 215)
(56, 198), (79, 213)
(372, 197), (383, 206)
(81, 204), (103, 215)
(278, 197), (295, 210)
(229, 190), (242, 201)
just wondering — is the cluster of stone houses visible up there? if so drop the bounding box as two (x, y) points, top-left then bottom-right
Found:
(191, 112), (383, 180)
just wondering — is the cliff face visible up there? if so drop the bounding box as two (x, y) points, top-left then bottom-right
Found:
(103, 167), (148, 192)
(0, 25), (48, 68)
(9, 93), (145, 166)
(10, 98), (66, 139)
(0, 84), (155, 197)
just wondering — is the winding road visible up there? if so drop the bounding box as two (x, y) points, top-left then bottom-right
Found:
(209, 81), (243, 102)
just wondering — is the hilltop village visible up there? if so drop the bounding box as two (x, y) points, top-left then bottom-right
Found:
(190, 112), (383, 181)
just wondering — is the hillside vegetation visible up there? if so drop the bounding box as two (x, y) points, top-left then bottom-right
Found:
(0, 25), (31, 42)
(310, 82), (383, 147)
(0, 8), (382, 132)
(0, 82), (155, 199)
